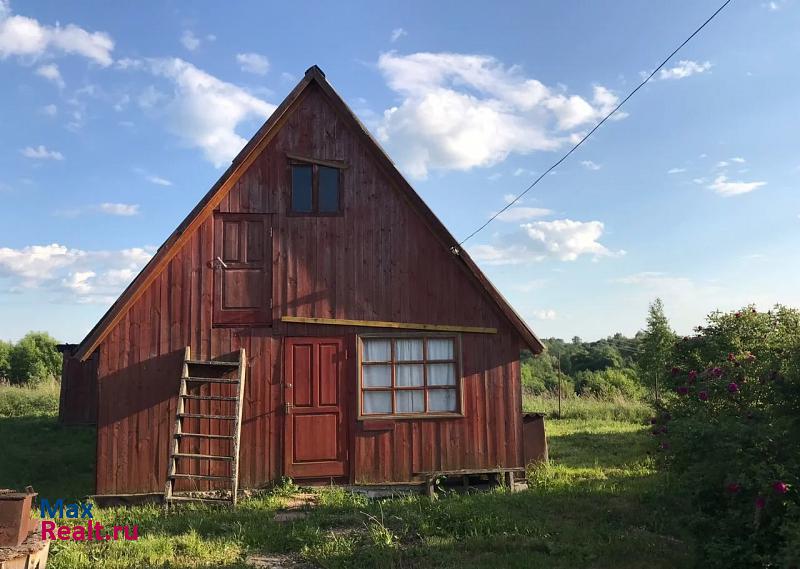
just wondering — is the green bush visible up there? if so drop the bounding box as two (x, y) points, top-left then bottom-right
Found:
(0, 340), (11, 380)
(656, 305), (800, 568)
(8, 332), (61, 386)
(573, 367), (644, 399)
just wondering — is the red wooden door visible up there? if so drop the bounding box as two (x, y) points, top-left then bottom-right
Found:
(213, 213), (271, 325)
(284, 337), (349, 478)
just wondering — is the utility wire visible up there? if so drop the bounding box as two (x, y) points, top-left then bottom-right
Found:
(458, 0), (733, 246)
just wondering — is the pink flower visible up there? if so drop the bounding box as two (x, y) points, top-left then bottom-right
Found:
(755, 496), (766, 510)
(726, 482), (741, 494)
(735, 312), (742, 318)
(728, 382), (739, 393)
(671, 367), (681, 376)
(711, 367), (724, 378)
(727, 353), (736, 362)
(676, 386), (689, 396)
(688, 370), (698, 380)
(773, 481), (789, 495)
(699, 391), (709, 401)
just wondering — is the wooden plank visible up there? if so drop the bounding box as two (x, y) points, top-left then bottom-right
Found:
(281, 316), (496, 334)
(285, 152), (348, 169)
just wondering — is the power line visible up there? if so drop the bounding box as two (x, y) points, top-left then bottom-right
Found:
(458, 0), (733, 246)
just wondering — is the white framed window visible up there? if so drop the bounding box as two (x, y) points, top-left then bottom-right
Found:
(359, 335), (462, 418)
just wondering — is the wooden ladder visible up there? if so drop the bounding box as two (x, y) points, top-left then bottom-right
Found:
(164, 347), (247, 506)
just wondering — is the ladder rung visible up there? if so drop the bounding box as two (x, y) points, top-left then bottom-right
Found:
(184, 377), (239, 383)
(176, 433), (235, 440)
(181, 394), (239, 401)
(174, 453), (234, 461)
(169, 473), (234, 481)
(178, 413), (237, 420)
(186, 360), (240, 367)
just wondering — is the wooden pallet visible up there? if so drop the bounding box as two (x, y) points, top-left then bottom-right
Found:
(164, 347), (247, 507)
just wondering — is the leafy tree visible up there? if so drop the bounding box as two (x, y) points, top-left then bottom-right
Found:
(0, 340), (11, 381)
(638, 298), (676, 401)
(9, 332), (61, 386)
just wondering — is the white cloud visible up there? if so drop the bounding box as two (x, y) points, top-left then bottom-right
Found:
(35, 63), (63, 87)
(21, 145), (63, 160)
(667, 167), (686, 174)
(708, 175), (766, 197)
(494, 206), (552, 222)
(180, 30), (200, 51)
(658, 60), (712, 80)
(530, 309), (557, 320)
(390, 28), (407, 42)
(580, 160), (601, 170)
(41, 103), (57, 116)
(730, 157), (746, 164)
(0, 4), (113, 65)
(502, 193), (518, 204)
(236, 52), (270, 75)
(375, 52), (623, 178)
(97, 203), (139, 216)
(146, 175), (172, 187)
(513, 168), (535, 177)
(470, 219), (622, 264)
(0, 243), (152, 303)
(124, 58), (276, 167)
(715, 160), (729, 169)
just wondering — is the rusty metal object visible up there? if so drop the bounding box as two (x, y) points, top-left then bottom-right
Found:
(0, 489), (37, 548)
(522, 413), (549, 466)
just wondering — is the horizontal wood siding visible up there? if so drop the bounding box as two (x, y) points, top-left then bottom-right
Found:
(92, 83), (523, 495)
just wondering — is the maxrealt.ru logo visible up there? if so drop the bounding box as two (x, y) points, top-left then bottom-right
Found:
(39, 499), (139, 541)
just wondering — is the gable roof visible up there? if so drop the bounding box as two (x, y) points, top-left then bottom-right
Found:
(75, 65), (544, 361)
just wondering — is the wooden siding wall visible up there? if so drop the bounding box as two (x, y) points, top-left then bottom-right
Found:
(59, 352), (99, 425)
(92, 83), (523, 495)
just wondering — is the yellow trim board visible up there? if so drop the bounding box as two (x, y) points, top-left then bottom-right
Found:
(281, 316), (496, 334)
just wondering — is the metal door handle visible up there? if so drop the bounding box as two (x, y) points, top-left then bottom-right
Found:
(214, 256), (228, 269)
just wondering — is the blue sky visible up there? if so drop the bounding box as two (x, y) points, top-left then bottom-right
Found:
(1, 0), (798, 343)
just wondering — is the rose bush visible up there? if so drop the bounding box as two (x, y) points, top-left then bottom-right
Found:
(653, 305), (800, 568)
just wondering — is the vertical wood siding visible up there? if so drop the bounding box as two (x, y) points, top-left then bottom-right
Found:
(91, 83), (524, 495)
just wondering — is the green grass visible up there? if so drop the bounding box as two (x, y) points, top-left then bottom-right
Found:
(523, 391), (654, 423)
(1, 385), (693, 568)
(0, 381), (95, 500)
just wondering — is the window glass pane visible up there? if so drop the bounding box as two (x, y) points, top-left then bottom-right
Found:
(363, 365), (391, 387)
(291, 165), (312, 212)
(396, 364), (423, 387)
(428, 389), (457, 412)
(363, 339), (391, 362)
(318, 166), (340, 213)
(427, 338), (454, 360)
(363, 391), (392, 414)
(396, 338), (423, 361)
(396, 391), (424, 413)
(427, 363), (455, 386)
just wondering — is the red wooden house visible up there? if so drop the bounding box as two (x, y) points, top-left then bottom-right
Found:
(60, 66), (544, 499)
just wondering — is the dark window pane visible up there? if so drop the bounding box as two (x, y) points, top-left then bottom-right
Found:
(291, 165), (312, 212)
(318, 166), (340, 213)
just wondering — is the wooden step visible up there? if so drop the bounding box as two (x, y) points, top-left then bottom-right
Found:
(176, 433), (235, 440)
(178, 413), (237, 420)
(184, 377), (239, 383)
(181, 394), (239, 401)
(174, 453), (234, 461)
(169, 473), (234, 481)
(168, 495), (233, 504)
(186, 360), (240, 367)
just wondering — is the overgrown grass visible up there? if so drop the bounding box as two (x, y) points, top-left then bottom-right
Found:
(0, 380), (95, 500)
(0, 380), (60, 417)
(2, 385), (692, 568)
(523, 390), (653, 422)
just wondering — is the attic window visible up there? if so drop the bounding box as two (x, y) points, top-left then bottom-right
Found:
(289, 158), (343, 215)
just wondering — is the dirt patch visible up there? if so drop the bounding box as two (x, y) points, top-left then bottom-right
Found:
(245, 553), (315, 568)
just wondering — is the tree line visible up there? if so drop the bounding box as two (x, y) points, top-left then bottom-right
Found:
(0, 332), (62, 386)
(522, 298), (674, 400)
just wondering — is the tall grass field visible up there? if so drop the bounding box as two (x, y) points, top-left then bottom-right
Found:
(0, 382), (695, 568)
